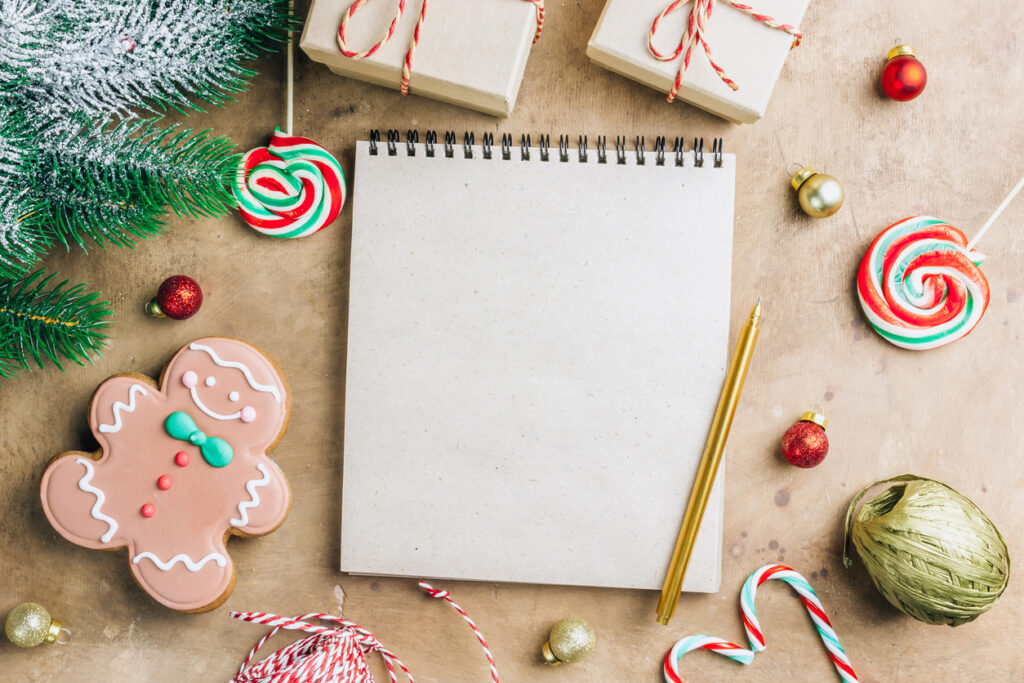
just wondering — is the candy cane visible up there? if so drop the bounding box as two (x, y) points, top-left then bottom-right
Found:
(857, 216), (989, 350)
(663, 564), (858, 683)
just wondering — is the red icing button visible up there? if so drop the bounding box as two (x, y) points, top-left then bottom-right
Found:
(174, 451), (190, 467)
(157, 475), (172, 491)
(140, 503), (155, 518)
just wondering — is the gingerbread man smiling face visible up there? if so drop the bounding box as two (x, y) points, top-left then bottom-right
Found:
(40, 338), (291, 613)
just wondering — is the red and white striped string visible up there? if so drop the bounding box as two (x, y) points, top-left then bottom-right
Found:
(418, 581), (499, 683)
(649, 0), (801, 100)
(337, 0), (545, 96)
(231, 582), (498, 683)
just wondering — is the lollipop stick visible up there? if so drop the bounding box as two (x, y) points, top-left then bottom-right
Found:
(286, 0), (294, 136)
(965, 174), (1024, 252)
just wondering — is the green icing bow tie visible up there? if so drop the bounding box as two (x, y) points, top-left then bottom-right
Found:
(165, 411), (233, 468)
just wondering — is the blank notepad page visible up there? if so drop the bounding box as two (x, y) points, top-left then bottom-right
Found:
(342, 136), (735, 592)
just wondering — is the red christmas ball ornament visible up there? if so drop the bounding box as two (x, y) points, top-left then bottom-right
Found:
(881, 44), (927, 101)
(781, 411), (829, 468)
(146, 275), (203, 320)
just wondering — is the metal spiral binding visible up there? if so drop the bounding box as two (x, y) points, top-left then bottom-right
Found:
(538, 134), (550, 161)
(673, 137), (685, 166)
(615, 136), (627, 165)
(365, 130), (724, 167)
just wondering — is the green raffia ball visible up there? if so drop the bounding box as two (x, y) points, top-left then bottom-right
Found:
(843, 475), (1010, 626)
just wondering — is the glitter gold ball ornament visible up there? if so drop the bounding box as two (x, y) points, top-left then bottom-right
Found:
(881, 44), (927, 101)
(4, 602), (70, 647)
(146, 275), (203, 320)
(789, 165), (844, 218)
(781, 411), (829, 468)
(542, 617), (596, 665)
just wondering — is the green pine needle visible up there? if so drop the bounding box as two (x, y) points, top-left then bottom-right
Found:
(30, 118), (241, 253)
(0, 270), (112, 379)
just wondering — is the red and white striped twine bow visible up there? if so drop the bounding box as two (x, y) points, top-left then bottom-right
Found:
(337, 0), (545, 96)
(231, 582), (499, 683)
(649, 0), (801, 100)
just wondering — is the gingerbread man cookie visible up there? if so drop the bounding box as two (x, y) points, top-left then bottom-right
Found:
(40, 338), (291, 612)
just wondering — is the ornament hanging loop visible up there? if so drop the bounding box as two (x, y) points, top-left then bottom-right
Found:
(56, 627), (72, 644)
(786, 162), (804, 176)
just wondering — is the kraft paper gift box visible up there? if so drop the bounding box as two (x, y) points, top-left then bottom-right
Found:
(587, 0), (811, 124)
(300, 0), (543, 117)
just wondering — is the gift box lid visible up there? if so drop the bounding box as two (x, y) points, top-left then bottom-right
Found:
(588, 0), (811, 123)
(301, 0), (540, 117)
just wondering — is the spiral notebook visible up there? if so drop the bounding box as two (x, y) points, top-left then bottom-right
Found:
(342, 131), (735, 592)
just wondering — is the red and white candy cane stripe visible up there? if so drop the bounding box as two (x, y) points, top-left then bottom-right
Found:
(337, 0), (544, 96)
(664, 564), (857, 683)
(419, 582), (499, 683)
(649, 0), (801, 100)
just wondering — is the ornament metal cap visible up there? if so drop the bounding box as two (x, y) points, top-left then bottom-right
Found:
(790, 165), (817, 190)
(43, 618), (63, 645)
(541, 641), (561, 665)
(887, 44), (916, 60)
(800, 411), (828, 430)
(145, 298), (166, 318)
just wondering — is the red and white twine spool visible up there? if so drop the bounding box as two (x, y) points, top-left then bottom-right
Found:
(649, 0), (801, 100)
(231, 582), (498, 683)
(337, 0), (544, 96)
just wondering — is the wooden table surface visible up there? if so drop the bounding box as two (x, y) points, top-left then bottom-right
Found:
(3, 1), (1022, 680)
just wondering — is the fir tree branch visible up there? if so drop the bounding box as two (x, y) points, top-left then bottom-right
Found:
(0, 269), (111, 378)
(0, 191), (53, 278)
(0, 109), (54, 277)
(6, 0), (297, 122)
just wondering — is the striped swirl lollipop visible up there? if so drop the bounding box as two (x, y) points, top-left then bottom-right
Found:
(234, 127), (346, 239)
(857, 216), (989, 350)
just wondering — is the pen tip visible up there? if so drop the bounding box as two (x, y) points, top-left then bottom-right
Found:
(756, 296), (762, 306)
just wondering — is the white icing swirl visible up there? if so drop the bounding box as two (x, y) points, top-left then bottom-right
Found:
(189, 343), (281, 402)
(75, 457), (118, 543)
(97, 384), (148, 433)
(229, 463), (271, 527)
(189, 385), (242, 421)
(132, 552), (227, 572)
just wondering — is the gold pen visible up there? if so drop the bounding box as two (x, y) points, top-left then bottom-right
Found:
(656, 298), (762, 625)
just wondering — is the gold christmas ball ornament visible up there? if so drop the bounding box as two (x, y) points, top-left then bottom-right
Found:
(789, 164), (844, 218)
(541, 617), (596, 665)
(4, 602), (70, 648)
